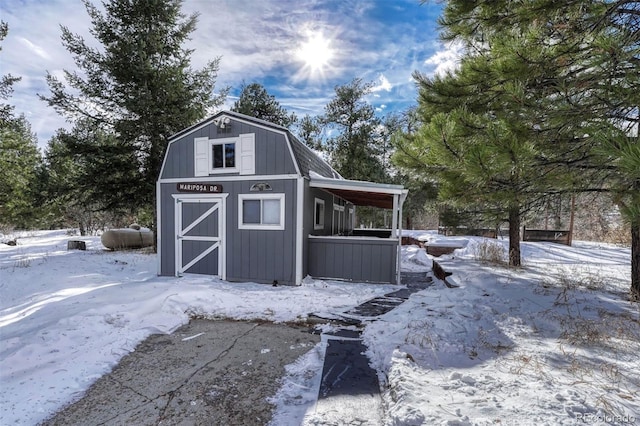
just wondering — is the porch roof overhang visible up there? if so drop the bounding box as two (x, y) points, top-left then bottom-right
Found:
(308, 173), (408, 209)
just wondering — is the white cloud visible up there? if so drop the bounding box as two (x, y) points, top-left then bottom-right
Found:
(1, 0), (444, 148)
(371, 74), (392, 93)
(424, 41), (463, 77)
(17, 37), (51, 61)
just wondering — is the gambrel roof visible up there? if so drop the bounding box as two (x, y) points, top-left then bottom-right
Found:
(167, 110), (341, 179)
(165, 110), (406, 209)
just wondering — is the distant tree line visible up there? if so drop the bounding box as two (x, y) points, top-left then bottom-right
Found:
(1, 0), (637, 297)
(0, 0), (431, 237)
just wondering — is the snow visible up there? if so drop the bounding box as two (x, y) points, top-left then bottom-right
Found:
(1, 229), (639, 425)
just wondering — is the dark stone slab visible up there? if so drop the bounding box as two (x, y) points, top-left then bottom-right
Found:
(319, 339), (379, 398)
(401, 272), (434, 288)
(323, 329), (361, 339)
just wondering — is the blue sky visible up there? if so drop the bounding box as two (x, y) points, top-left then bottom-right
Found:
(1, 0), (460, 149)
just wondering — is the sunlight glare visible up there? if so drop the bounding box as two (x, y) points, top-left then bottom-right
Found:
(296, 30), (334, 76)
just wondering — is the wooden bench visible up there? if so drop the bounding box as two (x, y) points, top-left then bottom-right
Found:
(522, 227), (571, 245)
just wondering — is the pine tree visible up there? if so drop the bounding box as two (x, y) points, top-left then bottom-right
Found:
(402, 0), (639, 294)
(44, 120), (137, 234)
(397, 34), (562, 266)
(323, 78), (387, 183)
(0, 21), (43, 230)
(0, 21), (20, 124)
(0, 116), (42, 229)
(40, 0), (226, 246)
(231, 82), (296, 128)
(294, 114), (323, 150)
(584, 1), (640, 298)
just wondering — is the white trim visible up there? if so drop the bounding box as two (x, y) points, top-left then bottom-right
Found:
(209, 136), (240, 174)
(295, 176), (304, 285)
(308, 234), (399, 242)
(314, 198), (325, 230)
(159, 174), (299, 183)
(392, 193), (398, 234)
(238, 193), (285, 230)
(393, 193), (400, 285)
(396, 193), (404, 285)
(283, 134), (302, 176)
(238, 133), (256, 175)
(173, 194), (228, 278)
(194, 137), (210, 177)
(176, 235), (222, 242)
(160, 111), (340, 181)
(348, 206), (355, 231)
(172, 193), (230, 201)
(309, 174), (406, 195)
(172, 113), (286, 141)
(333, 202), (345, 235)
(156, 181), (162, 275)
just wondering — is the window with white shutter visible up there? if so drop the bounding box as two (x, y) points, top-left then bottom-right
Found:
(239, 133), (255, 175)
(194, 137), (210, 177)
(192, 133), (255, 176)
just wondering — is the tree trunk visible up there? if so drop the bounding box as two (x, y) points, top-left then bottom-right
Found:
(631, 221), (640, 301)
(508, 205), (521, 267)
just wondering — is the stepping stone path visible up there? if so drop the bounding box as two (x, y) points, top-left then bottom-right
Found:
(307, 272), (433, 424)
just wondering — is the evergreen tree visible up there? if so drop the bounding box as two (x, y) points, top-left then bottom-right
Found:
(40, 0), (226, 245)
(401, 0), (639, 294)
(0, 116), (42, 229)
(44, 121), (136, 234)
(0, 21), (20, 124)
(0, 21), (43, 230)
(584, 1), (640, 298)
(389, 107), (439, 230)
(231, 82), (296, 128)
(396, 32), (564, 266)
(322, 78), (387, 183)
(295, 114), (323, 150)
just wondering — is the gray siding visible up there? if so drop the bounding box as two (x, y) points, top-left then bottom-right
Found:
(306, 187), (335, 237)
(225, 179), (297, 285)
(307, 236), (398, 283)
(159, 179), (298, 285)
(159, 183), (177, 276)
(301, 184), (355, 280)
(159, 111), (398, 286)
(160, 120), (298, 179)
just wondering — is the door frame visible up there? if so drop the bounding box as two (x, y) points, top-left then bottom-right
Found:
(173, 194), (228, 279)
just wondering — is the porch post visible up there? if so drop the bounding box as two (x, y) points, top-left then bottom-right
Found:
(392, 193), (398, 232)
(393, 193), (400, 285)
(295, 176), (305, 285)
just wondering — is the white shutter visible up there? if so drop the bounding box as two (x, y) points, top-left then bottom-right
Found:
(238, 133), (255, 175)
(194, 137), (209, 177)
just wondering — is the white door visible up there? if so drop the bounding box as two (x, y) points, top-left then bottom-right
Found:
(175, 195), (226, 278)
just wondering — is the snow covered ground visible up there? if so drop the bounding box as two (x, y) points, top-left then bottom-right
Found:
(1, 229), (638, 425)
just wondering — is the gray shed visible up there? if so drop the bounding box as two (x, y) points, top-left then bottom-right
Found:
(157, 111), (407, 285)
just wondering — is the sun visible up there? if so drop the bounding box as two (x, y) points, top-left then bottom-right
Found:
(296, 30), (334, 76)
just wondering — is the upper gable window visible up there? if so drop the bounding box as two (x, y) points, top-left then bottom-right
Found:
(194, 133), (255, 176)
(212, 139), (236, 170)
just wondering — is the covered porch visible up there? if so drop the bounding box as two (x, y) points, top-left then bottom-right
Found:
(307, 174), (408, 284)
